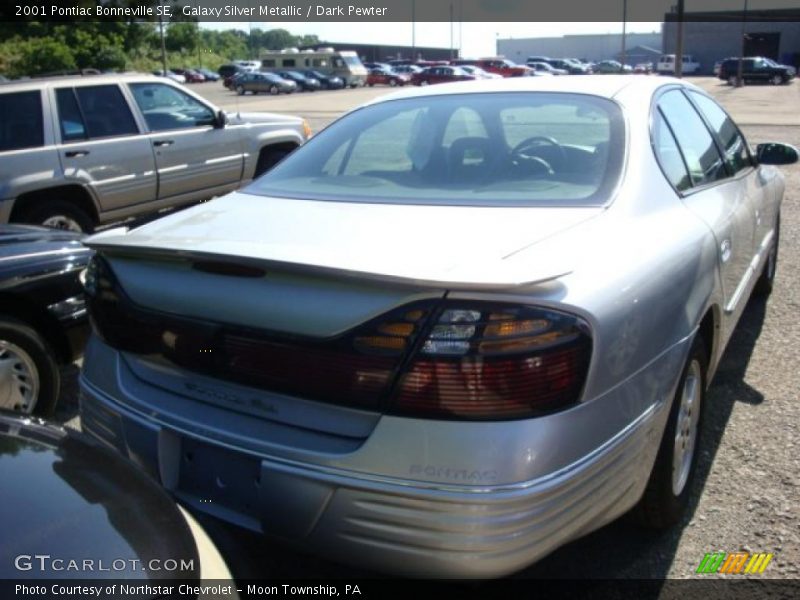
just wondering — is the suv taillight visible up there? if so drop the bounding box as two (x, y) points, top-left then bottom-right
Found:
(392, 303), (591, 420)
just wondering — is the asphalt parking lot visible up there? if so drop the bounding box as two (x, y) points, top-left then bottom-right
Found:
(56, 76), (800, 580)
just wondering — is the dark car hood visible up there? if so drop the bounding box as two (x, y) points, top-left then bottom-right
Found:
(0, 224), (83, 246)
(0, 225), (89, 271)
(0, 413), (199, 579)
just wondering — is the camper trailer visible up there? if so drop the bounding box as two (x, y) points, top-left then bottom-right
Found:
(260, 47), (367, 87)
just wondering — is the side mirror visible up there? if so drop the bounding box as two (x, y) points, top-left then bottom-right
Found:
(215, 110), (228, 129)
(757, 142), (799, 165)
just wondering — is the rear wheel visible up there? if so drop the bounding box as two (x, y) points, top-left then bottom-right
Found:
(236, 85), (245, 96)
(269, 85), (278, 95)
(22, 200), (94, 233)
(389, 79), (397, 87)
(0, 318), (60, 417)
(728, 75), (738, 86)
(634, 338), (707, 528)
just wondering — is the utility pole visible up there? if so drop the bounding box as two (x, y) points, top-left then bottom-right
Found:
(675, 0), (685, 78)
(621, 0), (627, 69)
(411, 0), (416, 61)
(158, 0), (167, 74)
(737, 0), (749, 87)
(449, 3), (454, 60)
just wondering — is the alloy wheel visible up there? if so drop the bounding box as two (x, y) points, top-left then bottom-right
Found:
(672, 359), (702, 496)
(0, 340), (40, 414)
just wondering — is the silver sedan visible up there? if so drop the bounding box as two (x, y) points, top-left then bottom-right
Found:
(79, 76), (797, 578)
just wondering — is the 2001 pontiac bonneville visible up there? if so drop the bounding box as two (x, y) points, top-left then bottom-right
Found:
(78, 77), (797, 577)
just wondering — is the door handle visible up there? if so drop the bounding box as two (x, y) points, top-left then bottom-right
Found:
(64, 150), (89, 157)
(153, 140), (174, 147)
(720, 239), (732, 263)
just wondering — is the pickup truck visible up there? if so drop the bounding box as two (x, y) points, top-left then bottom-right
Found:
(0, 74), (311, 232)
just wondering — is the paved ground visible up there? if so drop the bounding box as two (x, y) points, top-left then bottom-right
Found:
(56, 76), (800, 581)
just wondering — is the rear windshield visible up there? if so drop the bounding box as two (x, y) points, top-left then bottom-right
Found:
(248, 92), (625, 207)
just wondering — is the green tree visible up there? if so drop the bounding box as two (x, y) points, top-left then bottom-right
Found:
(11, 37), (76, 76)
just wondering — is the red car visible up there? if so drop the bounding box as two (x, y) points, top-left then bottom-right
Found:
(411, 66), (476, 86)
(171, 68), (205, 83)
(366, 68), (411, 87)
(452, 58), (532, 78)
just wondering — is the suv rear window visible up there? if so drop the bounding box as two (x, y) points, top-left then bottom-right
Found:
(0, 91), (44, 152)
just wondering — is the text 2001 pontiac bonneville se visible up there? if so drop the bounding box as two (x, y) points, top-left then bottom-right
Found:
(79, 76), (797, 577)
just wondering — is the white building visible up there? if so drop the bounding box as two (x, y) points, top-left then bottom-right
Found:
(497, 32), (662, 64)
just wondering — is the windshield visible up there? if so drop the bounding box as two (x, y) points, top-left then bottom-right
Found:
(341, 54), (361, 67)
(247, 92), (624, 207)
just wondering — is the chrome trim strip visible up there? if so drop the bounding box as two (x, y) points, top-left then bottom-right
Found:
(725, 229), (774, 314)
(0, 247), (91, 263)
(204, 154), (243, 165)
(157, 164), (188, 174)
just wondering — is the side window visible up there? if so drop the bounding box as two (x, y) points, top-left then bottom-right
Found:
(282, 59), (296, 67)
(55, 88), (87, 141)
(653, 110), (691, 191)
(689, 91), (751, 175)
(657, 90), (726, 187)
(129, 83), (216, 131)
(0, 91), (44, 152)
(73, 86), (138, 139)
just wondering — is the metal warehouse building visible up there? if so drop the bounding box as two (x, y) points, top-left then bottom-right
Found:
(496, 32), (662, 64)
(663, 9), (800, 74)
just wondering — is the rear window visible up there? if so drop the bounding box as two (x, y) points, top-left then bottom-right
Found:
(248, 92), (625, 207)
(0, 91), (44, 152)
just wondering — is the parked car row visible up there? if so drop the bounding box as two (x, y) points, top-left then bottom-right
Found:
(152, 67), (221, 84)
(224, 69), (345, 94)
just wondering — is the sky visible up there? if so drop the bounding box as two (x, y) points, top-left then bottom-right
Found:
(202, 22), (663, 58)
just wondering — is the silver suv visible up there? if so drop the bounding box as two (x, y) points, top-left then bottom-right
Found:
(0, 74), (311, 232)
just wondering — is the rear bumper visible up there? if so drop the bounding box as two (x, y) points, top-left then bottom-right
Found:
(79, 334), (689, 578)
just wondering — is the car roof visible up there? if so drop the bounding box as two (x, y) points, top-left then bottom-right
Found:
(366, 75), (685, 106)
(0, 72), (164, 92)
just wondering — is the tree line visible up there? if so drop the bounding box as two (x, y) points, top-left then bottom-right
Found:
(0, 21), (321, 78)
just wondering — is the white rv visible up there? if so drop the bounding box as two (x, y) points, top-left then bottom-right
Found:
(260, 47), (367, 87)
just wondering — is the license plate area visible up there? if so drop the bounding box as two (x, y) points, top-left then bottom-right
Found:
(178, 437), (261, 521)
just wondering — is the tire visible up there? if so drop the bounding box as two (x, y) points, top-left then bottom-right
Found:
(771, 74), (784, 85)
(269, 85), (278, 95)
(22, 199), (94, 233)
(754, 214), (780, 297)
(236, 85), (245, 96)
(254, 149), (290, 178)
(389, 79), (397, 87)
(634, 338), (707, 529)
(0, 318), (60, 417)
(728, 75), (738, 86)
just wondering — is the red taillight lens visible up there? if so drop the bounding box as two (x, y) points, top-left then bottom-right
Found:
(392, 304), (591, 420)
(87, 256), (591, 420)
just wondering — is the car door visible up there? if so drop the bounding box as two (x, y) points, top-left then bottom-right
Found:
(656, 89), (755, 329)
(688, 90), (772, 258)
(127, 81), (243, 202)
(53, 84), (157, 214)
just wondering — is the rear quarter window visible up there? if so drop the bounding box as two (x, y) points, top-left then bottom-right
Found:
(0, 91), (44, 152)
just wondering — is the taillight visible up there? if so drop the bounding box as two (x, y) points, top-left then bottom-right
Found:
(86, 255), (591, 420)
(392, 303), (591, 420)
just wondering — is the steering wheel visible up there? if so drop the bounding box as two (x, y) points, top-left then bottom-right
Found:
(510, 136), (568, 175)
